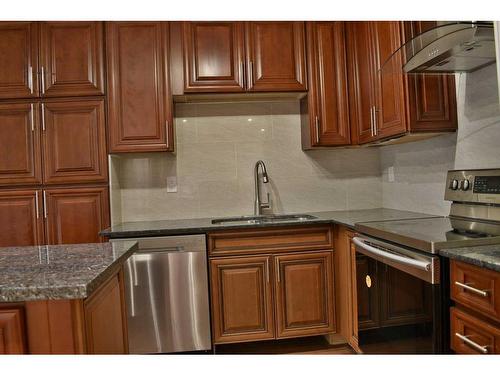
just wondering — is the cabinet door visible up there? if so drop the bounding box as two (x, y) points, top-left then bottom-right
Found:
(0, 308), (27, 354)
(246, 22), (306, 92)
(0, 189), (44, 247)
(404, 22), (457, 132)
(356, 254), (380, 330)
(210, 255), (274, 344)
(0, 22), (39, 98)
(84, 273), (127, 354)
(106, 22), (173, 153)
(304, 22), (350, 147)
(41, 99), (107, 184)
(44, 186), (109, 245)
(39, 22), (104, 97)
(183, 22), (245, 92)
(0, 102), (42, 186)
(372, 22), (407, 139)
(275, 251), (335, 338)
(346, 22), (377, 144)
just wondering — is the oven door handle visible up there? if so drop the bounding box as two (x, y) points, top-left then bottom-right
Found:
(352, 237), (431, 271)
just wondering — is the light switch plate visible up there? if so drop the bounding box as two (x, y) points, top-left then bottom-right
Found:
(166, 176), (177, 193)
(388, 166), (395, 182)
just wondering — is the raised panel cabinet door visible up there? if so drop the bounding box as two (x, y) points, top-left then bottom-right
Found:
(41, 99), (107, 184)
(210, 256), (274, 344)
(183, 22), (245, 92)
(106, 22), (173, 153)
(0, 189), (44, 247)
(0, 308), (27, 354)
(345, 22), (377, 144)
(0, 102), (42, 186)
(39, 22), (104, 97)
(372, 21), (407, 139)
(84, 273), (127, 354)
(275, 251), (335, 338)
(44, 186), (110, 245)
(306, 22), (350, 146)
(404, 22), (457, 132)
(246, 22), (307, 92)
(0, 22), (39, 98)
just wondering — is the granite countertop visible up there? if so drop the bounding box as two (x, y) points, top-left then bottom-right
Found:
(0, 241), (137, 302)
(440, 245), (500, 273)
(100, 208), (438, 239)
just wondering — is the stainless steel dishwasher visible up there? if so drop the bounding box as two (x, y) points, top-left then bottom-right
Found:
(112, 235), (211, 354)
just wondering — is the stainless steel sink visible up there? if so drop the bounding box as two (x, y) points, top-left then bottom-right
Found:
(211, 214), (318, 225)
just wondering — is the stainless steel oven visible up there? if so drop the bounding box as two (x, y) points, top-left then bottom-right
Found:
(352, 235), (445, 354)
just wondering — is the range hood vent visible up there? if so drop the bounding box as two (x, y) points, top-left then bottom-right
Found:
(381, 22), (496, 75)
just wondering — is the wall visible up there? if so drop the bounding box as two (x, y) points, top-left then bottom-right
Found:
(381, 64), (500, 215)
(111, 101), (382, 223)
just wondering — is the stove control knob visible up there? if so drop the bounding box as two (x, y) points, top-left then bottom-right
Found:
(461, 179), (471, 191)
(449, 179), (459, 190)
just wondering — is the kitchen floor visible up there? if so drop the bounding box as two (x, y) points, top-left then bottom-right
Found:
(214, 336), (355, 355)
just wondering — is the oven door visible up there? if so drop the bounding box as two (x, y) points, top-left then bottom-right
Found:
(352, 236), (443, 354)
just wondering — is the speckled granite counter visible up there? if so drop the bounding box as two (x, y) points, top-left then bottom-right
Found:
(100, 208), (438, 239)
(440, 245), (500, 273)
(0, 241), (137, 302)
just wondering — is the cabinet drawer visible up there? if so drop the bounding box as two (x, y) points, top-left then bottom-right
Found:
(208, 225), (333, 256)
(450, 260), (500, 322)
(450, 307), (500, 354)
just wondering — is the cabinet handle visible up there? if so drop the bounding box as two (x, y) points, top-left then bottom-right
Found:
(30, 103), (34, 132)
(266, 259), (270, 283)
(369, 107), (374, 137)
(43, 191), (47, 218)
(455, 332), (488, 354)
(40, 66), (45, 94)
(41, 103), (46, 131)
(241, 61), (246, 89)
(248, 61), (254, 88)
(373, 107), (378, 136)
(275, 258), (280, 283)
(28, 66), (33, 94)
(165, 120), (169, 146)
(455, 281), (489, 297)
(315, 116), (320, 144)
(35, 191), (39, 219)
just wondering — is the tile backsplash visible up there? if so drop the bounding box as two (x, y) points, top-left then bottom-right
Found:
(111, 101), (382, 223)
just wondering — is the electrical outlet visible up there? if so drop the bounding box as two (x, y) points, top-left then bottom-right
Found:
(166, 176), (177, 193)
(388, 166), (395, 182)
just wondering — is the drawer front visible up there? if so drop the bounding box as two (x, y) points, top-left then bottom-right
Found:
(451, 260), (500, 322)
(208, 225), (333, 256)
(450, 307), (500, 354)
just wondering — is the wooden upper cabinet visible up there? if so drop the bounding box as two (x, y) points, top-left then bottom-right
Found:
(301, 22), (350, 148)
(346, 22), (377, 144)
(210, 255), (275, 344)
(39, 22), (105, 97)
(0, 102), (42, 186)
(0, 22), (39, 99)
(371, 22), (407, 139)
(404, 22), (457, 132)
(106, 22), (173, 153)
(44, 186), (109, 245)
(0, 189), (44, 247)
(41, 99), (107, 184)
(274, 251), (335, 338)
(246, 22), (307, 92)
(0, 308), (27, 354)
(183, 22), (245, 92)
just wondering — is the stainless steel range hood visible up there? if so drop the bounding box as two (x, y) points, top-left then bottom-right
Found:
(381, 22), (496, 75)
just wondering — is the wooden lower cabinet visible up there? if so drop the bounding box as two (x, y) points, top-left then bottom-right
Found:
(451, 307), (500, 354)
(275, 251), (335, 338)
(210, 256), (274, 344)
(209, 226), (336, 345)
(3, 269), (127, 354)
(0, 306), (27, 354)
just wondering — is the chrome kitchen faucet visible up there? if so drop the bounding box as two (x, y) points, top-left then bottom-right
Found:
(254, 160), (271, 215)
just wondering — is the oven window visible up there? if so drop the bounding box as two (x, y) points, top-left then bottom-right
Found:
(356, 254), (441, 354)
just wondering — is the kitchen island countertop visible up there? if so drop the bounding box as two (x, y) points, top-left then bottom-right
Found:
(0, 241), (137, 302)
